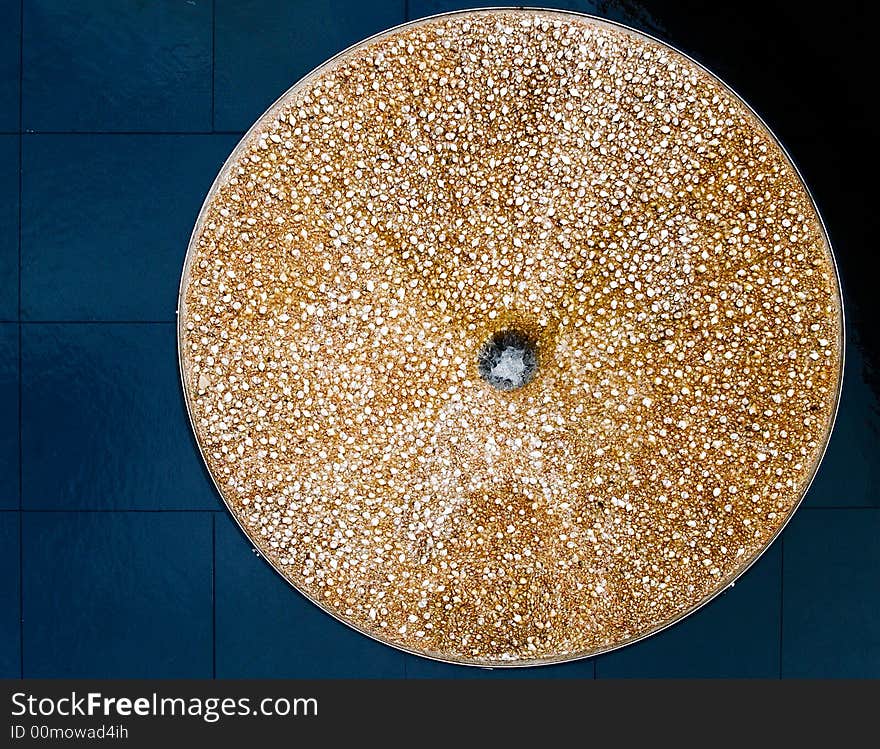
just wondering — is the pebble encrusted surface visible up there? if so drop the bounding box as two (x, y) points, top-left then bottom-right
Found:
(179, 10), (842, 664)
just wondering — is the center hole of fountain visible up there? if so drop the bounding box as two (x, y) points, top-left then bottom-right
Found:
(477, 329), (538, 391)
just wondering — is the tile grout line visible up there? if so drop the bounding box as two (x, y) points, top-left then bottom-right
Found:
(212, 513), (216, 679)
(404, 0), (410, 22)
(778, 535), (784, 679)
(18, 0), (24, 681)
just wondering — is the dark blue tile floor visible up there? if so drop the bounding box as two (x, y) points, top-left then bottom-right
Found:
(404, 646), (597, 679)
(214, 0), (407, 132)
(21, 134), (239, 321)
(21, 323), (220, 510)
(0, 0), (21, 133)
(1, 0), (878, 678)
(0, 324), (17, 509)
(0, 513), (20, 677)
(0, 136), (18, 322)
(782, 510), (880, 678)
(22, 512), (212, 678)
(23, 0), (213, 132)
